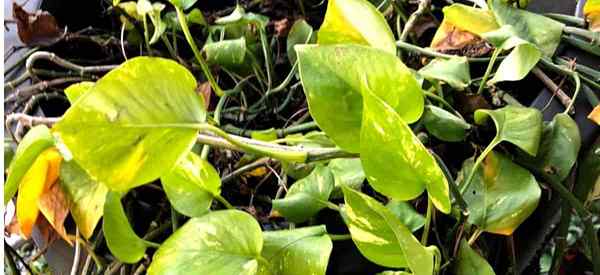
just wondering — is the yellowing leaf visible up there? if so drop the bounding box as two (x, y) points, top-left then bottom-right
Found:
(588, 105), (600, 125)
(584, 0), (600, 32)
(16, 148), (62, 238)
(38, 181), (72, 244)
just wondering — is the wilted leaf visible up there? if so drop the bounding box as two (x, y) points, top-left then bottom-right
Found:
(260, 225), (332, 275)
(161, 152), (220, 217)
(13, 3), (62, 46)
(341, 187), (436, 272)
(318, 0), (395, 53)
(38, 180), (71, 244)
(296, 44), (424, 152)
(329, 158), (365, 198)
(272, 166), (334, 223)
(54, 57), (205, 191)
(103, 191), (149, 263)
(419, 57), (471, 90)
(588, 105), (600, 125)
(455, 240), (496, 275)
(148, 210), (263, 275)
(5, 125), (55, 204)
(64, 82), (94, 103)
(59, 160), (108, 239)
(459, 151), (541, 235)
(287, 19), (315, 65)
(361, 89), (450, 213)
(385, 200), (425, 232)
(422, 105), (471, 142)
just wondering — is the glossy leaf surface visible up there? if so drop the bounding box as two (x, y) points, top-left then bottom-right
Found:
(148, 210), (263, 275)
(455, 240), (496, 275)
(161, 152), (220, 217)
(54, 57), (205, 191)
(103, 191), (149, 263)
(386, 200), (426, 232)
(329, 158), (365, 198)
(422, 105), (471, 142)
(418, 57), (471, 90)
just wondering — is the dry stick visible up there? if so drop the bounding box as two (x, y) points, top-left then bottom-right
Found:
(399, 0), (431, 43)
(531, 66), (573, 113)
(5, 77), (84, 103)
(25, 51), (118, 80)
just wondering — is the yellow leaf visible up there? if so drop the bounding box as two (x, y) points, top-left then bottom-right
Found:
(16, 148), (62, 238)
(584, 0), (600, 32)
(588, 105), (600, 125)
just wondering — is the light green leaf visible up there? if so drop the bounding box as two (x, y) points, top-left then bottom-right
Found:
(296, 44), (424, 152)
(4, 125), (55, 205)
(386, 200), (425, 232)
(341, 187), (436, 273)
(516, 113), (581, 182)
(318, 0), (395, 53)
(459, 151), (541, 235)
(360, 89), (450, 213)
(272, 166), (334, 223)
(59, 160), (108, 239)
(186, 8), (206, 26)
(287, 19), (315, 65)
(329, 158), (365, 198)
(455, 239), (496, 275)
(103, 191), (149, 263)
(418, 57), (471, 90)
(422, 105), (471, 142)
(148, 210), (263, 275)
(64, 82), (94, 103)
(203, 38), (248, 72)
(377, 272), (412, 275)
(54, 57), (205, 192)
(215, 5), (269, 29)
(488, 0), (564, 56)
(474, 106), (543, 156)
(136, 0), (153, 16)
(148, 3), (167, 45)
(168, 0), (197, 10)
(161, 152), (220, 217)
(260, 225), (332, 275)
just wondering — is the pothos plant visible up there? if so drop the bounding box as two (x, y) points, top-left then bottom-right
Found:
(4, 0), (600, 274)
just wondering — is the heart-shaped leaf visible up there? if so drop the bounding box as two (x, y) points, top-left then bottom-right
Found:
(5, 125), (55, 204)
(418, 57), (471, 90)
(422, 105), (471, 142)
(64, 81), (94, 103)
(329, 158), (365, 198)
(103, 191), (150, 263)
(287, 19), (315, 65)
(459, 151), (541, 235)
(318, 0), (395, 53)
(161, 152), (221, 217)
(455, 239), (496, 275)
(296, 44), (424, 152)
(361, 89), (450, 213)
(148, 209), (263, 275)
(54, 57), (205, 192)
(341, 187), (436, 273)
(203, 37), (249, 72)
(59, 160), (108, 239)
(272, 165), (334, 223)
(386, 200), (426, 232)
(260, 225), (332, 275)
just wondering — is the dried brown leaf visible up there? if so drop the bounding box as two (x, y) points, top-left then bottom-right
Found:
(13, 2), (62, 46)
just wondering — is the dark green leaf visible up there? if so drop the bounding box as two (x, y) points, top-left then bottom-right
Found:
(272, 166), (334, 223)
(418, 57), (471, 90)
(455, 239), (495, 275)
(54, 57), (205, 192)
(203, 38), (249, 72)
(422, 105), (471, 142)
(386, 200), (426, 232)
(329, 158), (365, 198)
(148, 210), (263, 275)
(103, 191), (149, 263)
(161, 152), (220, 217)
(574, 137), (600, 204)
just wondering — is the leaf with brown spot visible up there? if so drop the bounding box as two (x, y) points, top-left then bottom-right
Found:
(13, 3), (62, 46)
(196, 82), (212, 111)
(38, 181), (72, 245)
(588, 105), (600, 125)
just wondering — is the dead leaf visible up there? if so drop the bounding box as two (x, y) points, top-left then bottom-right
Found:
(5, 214), (20, 236)
(431, 22), (492, 57)
(13, 2), (62, 46)
(196, 82), (212, 111)
(588, 105), (600, 125)
(34, 216), (60, 246)
(38, 181), (72, 245)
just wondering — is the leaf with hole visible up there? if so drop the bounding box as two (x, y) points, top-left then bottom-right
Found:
(161, 152), (220, 217)
(54, 57), (205, 192)
(272, 165), (334, 223)
(148, 209), (263, 275)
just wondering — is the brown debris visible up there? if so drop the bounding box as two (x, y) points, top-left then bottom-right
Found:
(13, 2), (62, 46)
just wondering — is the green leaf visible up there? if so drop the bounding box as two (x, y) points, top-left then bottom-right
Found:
(148, 210), (263, 275)
(260, 225), (332, 275)
(377, 272), (412, 275)
(341, 187), (436, 273)
(136, 0), (153, 16)
(215, 5), (269, 29)
(161, 152), (220, 217)
(272, 166), (334, 223)
(203, 38), (247, 70)
(4, 125), (55, 205)
(54, 57), (205, 192)
(574, 137), (600, 204)
(186, 8), (206, 26)
(474, 106), (542, 157)
(455, 239), (496, 275)
(4, 139), (15, 170)
(360, 89), (450, 213)
(422, 105), (471, 142)
(516, 113), (581, 182)
(418, 57), (471, 90)
(488, 0), (564, 56)
(329, 158), (365, 198)
(287, 19), (315, 65)
(148, 3), (167, 45)
(64, 82), (94, 103)
(458, 151), (541, 235)
(103, 191), (149, 263)
(59, 160), (108, 239)
(318, 0), (396, 53)
(386, 200), (425, 232)
(169, 0), (197, 10)
(296, 44), (424, 152)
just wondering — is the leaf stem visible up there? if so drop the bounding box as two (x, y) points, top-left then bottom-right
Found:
(328, 234), (352, 241)
(459, 141), (497, 194)
(325, 201), (341, 212)
(214, 194), (235, 209)
(477, 47), (501, 94)
(395, 41), (504, 63)
(175, 6), (224, 96)
(399, 0), (430, 43)
(421, 197), (433, 245)
(467, 229), (482, 245)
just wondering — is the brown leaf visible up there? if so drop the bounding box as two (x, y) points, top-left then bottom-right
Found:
(196, 82), (212, 111)
(274, 18), (290, 37)
(13, 2), (62, 46)
(5, 214), (20, 236)
(38, 181), (72, 245)
(431, 22), (492, 57)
